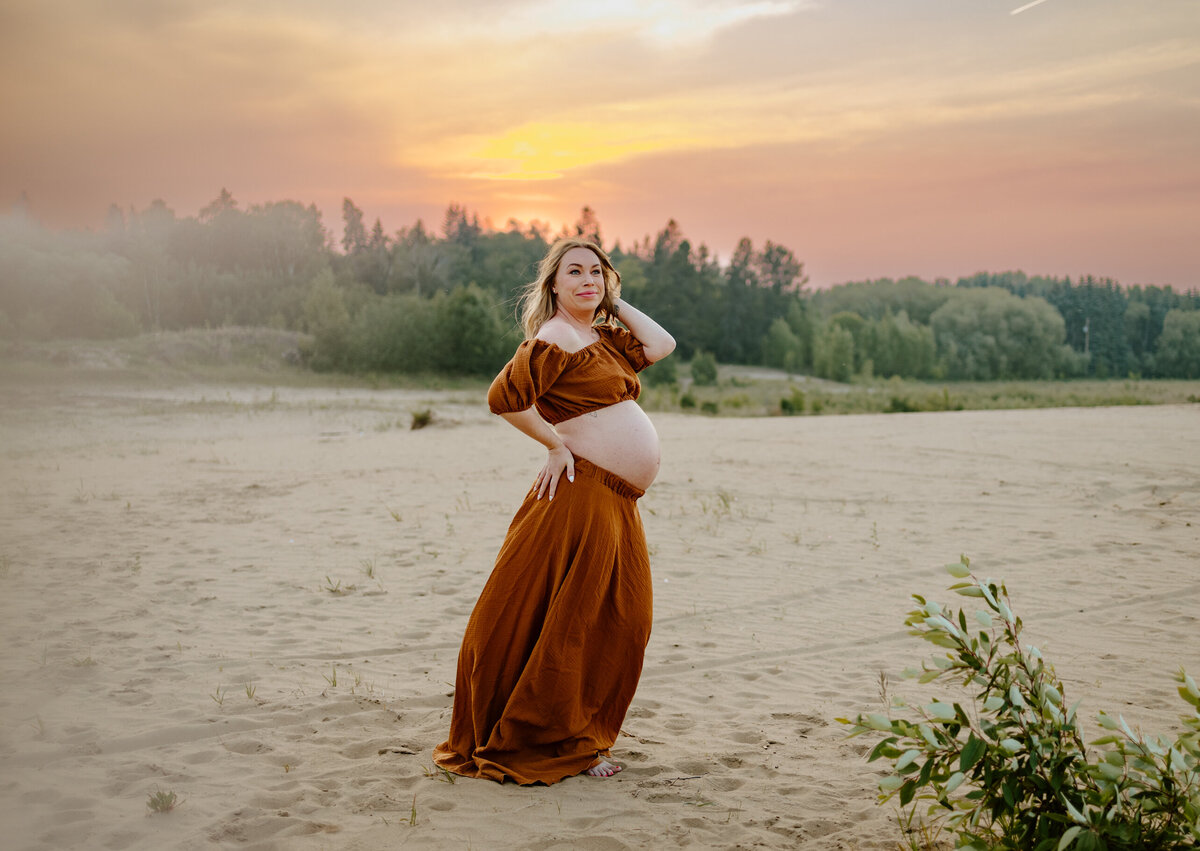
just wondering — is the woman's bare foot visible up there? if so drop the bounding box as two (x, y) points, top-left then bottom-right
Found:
(584, 758), (622, 778)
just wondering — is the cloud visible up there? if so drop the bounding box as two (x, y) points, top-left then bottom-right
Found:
(514, 0), (808, 47)
(370, 0), (811, 48)
(402, 33), (1199, 186)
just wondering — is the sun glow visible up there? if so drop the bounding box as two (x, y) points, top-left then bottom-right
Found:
(411, 36), (1197, 184)
(460, 120), (699, 181)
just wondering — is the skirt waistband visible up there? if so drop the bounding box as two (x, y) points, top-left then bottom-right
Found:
(573, 457), (644, 501)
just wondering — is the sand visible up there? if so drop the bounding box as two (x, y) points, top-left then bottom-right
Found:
(1, 378), (1197, 850)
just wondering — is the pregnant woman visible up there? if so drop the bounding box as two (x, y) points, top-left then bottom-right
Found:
(432, 237), (676, 784)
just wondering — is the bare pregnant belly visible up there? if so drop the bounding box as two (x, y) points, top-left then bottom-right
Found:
(556, 400), (661, 492)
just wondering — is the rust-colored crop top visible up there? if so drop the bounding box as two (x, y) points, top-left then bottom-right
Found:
(487, 324), (650, 425)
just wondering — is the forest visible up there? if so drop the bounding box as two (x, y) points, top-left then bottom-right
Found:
(2, 191), (1198, 381)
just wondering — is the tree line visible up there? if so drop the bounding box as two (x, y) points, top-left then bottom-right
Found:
(1, 191), (1197, 380)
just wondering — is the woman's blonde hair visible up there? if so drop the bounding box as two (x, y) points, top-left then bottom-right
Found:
(517, 238), (622, 339)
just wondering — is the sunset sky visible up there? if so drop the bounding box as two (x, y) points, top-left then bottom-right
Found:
(2, 0), (1198, 288)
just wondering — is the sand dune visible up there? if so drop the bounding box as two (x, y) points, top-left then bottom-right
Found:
(1, 380), (1197, 850)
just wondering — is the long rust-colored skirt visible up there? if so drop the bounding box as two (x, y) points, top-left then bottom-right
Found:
(432, 457), (653, 785)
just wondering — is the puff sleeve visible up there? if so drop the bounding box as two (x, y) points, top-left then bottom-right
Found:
(487, 340), (571, 415)
(602, 325), (651, 373)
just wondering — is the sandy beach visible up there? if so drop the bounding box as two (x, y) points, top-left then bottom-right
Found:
(1, 378), (1197, 850)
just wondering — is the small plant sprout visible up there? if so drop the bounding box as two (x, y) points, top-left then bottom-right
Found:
(359, 558), (377, 580)
(409, 794), (418, 826)
(210, 685), (226, 706)
(322, 665), (337, 688)
(423, 764), (456, 784)
(146, 788), (181, 814)
(244, 681), (256, 700)
(841, 555), (1200, 851)
(323, 576), (356, 595)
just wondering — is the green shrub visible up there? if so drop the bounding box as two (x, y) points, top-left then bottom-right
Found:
(643, 355), (678, 387)
(691, 350), (718, 386)
(410, 408), (433, 430)
(345, 293), (435, 373)
(146, 788), (181, 814)
(1157, 310), (1200, 379)
(680, 391), (696, 409)
(431, 284), (510, 376)
(841, 557), (1200, 850)
(762, 316), (803, 372)
(780, 388), (806, 415)
(301, 269), (352, 370)
(929, 289), (1078, 380)
(813, 322), (855, 382)
(700, 400), (719, 416)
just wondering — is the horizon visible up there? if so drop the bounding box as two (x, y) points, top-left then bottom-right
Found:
(6, 194), (1193, 294)
(3, 0), (1198, 290)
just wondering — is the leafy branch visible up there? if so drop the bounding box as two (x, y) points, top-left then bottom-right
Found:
(840, 555), (1200, 850)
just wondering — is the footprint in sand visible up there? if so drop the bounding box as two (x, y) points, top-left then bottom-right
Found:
(662, 716), (694, 732)
(672, 758), (710, 775)
(706, 776), (745, 792)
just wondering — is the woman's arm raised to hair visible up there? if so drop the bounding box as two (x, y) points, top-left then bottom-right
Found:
(499, 407), (575, 501)
(613, 298), (676, 364)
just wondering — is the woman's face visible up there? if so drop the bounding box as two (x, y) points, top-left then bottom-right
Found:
(553, 247), (605, 314)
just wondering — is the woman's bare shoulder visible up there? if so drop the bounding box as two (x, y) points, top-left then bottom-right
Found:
(535, 318), (593, 354)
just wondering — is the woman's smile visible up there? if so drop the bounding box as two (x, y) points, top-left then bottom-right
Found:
(554, 247), (607, 311)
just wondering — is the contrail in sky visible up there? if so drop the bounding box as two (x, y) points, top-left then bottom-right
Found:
(1011, 0), (1052, 14)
